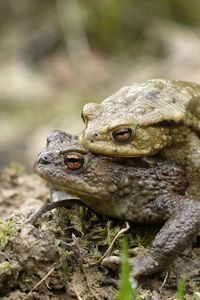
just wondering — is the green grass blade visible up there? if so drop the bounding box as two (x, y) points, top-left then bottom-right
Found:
(117, 239), (140, 300)
(175, 278), (186, 300)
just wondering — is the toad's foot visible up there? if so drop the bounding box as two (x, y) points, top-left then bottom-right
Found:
(131, 194), (200, 277)
(103, 195), (200, 278)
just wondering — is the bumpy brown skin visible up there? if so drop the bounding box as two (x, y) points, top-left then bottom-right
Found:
(79, 79), (200, 198)
(34, 130), (200, 278)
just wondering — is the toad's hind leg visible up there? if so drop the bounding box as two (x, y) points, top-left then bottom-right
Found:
(131, 194), (200, 277)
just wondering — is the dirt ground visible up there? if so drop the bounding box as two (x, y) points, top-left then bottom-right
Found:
(0, 166), (200, 300)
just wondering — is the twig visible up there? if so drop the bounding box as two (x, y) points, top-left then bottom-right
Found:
(25, 198), (81, 224)
(83, 266), (101, 300)
(81, 222), (130, 299)
(96, 221), (130, 264)
(74, 288), (83, 300)
(159, 271), (168, 291)
(27, 264), (56, 295)
(72, 272), (84, 300)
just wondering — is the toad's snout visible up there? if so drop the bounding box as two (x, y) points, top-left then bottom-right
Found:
(80, 131), (99, 144)
(35, 152), (52, 166)
(89, 133), (99, 143)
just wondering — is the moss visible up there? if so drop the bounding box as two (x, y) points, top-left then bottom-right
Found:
(0, 220), (17, 247)
(130, 224), (159, 248)
(18, 272), (33, 289)
(60, 250), (72, 286)
(0, 261), (12, 275)
(9, 162), (25, 174)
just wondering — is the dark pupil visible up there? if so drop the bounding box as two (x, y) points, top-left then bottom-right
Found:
(64, 155), (84, 170)
(116, 130), (127, 136)
(112, 128), (132, 142)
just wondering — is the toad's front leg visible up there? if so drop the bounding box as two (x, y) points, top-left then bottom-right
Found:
(163, 131), (200, 199)
(131, 194), (200, 277)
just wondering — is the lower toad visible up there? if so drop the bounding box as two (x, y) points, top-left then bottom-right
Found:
(33, 130), (200, 277)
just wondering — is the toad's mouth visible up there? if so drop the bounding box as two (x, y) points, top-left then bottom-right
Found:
(79, 137), (160, 157)
(48, 181), (99, 200)
(34, 162), (102, 198)
(34, 163), (116, 216)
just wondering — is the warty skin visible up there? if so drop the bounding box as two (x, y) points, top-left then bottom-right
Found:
(34, 130), (200, 277)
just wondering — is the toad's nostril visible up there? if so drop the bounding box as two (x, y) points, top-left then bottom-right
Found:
(38, 154), (51, 165)
(90, 133), (98, 143)
(93, 133), (98, 139)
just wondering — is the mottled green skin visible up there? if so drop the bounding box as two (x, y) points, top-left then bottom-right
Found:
(34, 130), (200, 277)
(80, 79), (200, 198)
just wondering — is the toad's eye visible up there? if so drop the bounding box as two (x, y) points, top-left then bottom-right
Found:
(64, 154), (84, 170)
(112, 128), (134, 144)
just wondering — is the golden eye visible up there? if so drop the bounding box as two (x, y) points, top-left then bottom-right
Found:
(64, 154), (84, 170)
(112, 128), (134, 144)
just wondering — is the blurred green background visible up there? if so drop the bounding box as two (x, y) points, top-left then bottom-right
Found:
(1, 0), (200, 169)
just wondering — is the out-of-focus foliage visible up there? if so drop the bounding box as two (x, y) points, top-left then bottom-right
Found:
(1, 0), (200, 62)
(1, 0), (200, 168)
(82, 0), (200, 56)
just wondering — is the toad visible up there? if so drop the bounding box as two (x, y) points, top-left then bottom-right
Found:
(33, 130), (200, 278)
(80, 79), (200, 198)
